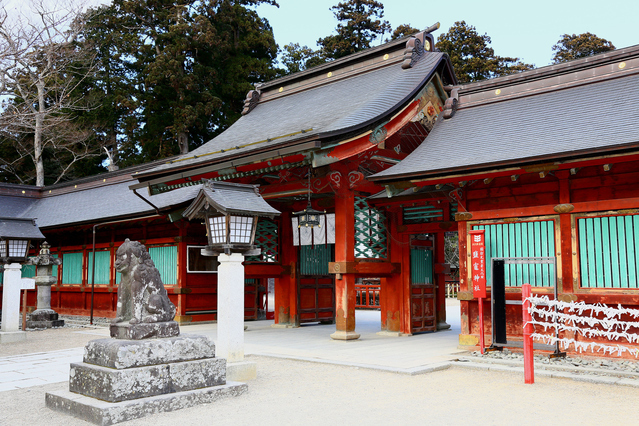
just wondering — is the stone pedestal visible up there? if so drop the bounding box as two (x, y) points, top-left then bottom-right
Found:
(27, 309), (65, 329)
(1, 263), (35, 343)
(46, 334), (247, 425)
(217, 253), (256, 380)
(110, 321), (180, 340)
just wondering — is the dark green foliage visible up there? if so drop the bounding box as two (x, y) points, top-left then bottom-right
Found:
(80, 0), (279, 166)
(389, 24), (419, 41)
(317, 0), (391, 60)
(280, 43), (326, 74)
(552, 33), (615, 64)
(436, 21), (534, 83)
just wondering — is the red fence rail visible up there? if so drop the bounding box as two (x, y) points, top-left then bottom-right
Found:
(356, 283), (380, 309)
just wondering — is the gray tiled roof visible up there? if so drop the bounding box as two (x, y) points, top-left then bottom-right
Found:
(0, 217), (46, 240)
(2, 181), (202, 228)
(372, 72), (639, 181)
(202, 184), (280, 217)
(142, 51), (445, 177)
(184, 182), (280, 219)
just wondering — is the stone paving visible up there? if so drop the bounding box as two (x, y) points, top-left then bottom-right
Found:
(0, 347), (83, 392)
(4, 300), (639, 394)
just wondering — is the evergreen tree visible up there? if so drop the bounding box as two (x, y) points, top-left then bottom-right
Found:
(389, 24), (419, 41)
(81, 0), (279, 166)
(280, 43), (326, 74)
(436, 21), (534, 84)
(552, 33), (615, 63)
(317, 0), (391, 60)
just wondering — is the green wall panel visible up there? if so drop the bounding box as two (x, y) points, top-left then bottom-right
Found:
(578, 214), (639, 288)
(88, 251), (111, 285)
(474, 220), (555, 287)
(62, 252), (83, 285)
(410, 248), (433, 284)
(300, 244), (334, 275)
(149, 246), (178, 285)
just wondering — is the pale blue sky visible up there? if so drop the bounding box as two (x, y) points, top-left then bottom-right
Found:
(255, 0), (639, 67)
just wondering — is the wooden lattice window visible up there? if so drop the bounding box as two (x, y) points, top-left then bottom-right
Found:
(355, 197), (387, 259)
(473, 220), (556, 287)
(247, 218), (279, 263)
(578, 214), (639, 288)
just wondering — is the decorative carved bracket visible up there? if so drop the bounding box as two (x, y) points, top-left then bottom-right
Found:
(328, 171), (342, 191)
(348, 171), (365, 189)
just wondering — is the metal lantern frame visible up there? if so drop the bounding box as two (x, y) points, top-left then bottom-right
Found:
(293, 168), (325, 229)
(204, 209), (259, 254)
(183, 181), (281, 256)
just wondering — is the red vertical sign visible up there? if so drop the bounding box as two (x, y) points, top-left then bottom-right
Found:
(469, 230), (486, 299)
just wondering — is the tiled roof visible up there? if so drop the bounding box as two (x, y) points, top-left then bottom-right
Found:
(139, 47), (447, 178)
(372, 51), (639, 182)
(1, 181), (201, 228)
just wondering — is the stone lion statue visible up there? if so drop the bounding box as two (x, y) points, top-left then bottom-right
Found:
(112, 239), (176, 324)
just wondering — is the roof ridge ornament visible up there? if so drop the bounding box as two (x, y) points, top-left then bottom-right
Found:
(241, 88), (261, 115)
(401, 23), (438, 70)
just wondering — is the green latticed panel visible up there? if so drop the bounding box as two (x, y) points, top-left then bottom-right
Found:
(354, 197), (387, 259)
(403, 204), (444, 224)
(247, 218), (279, 262)
(300, 244), (334, 275)
(578, 214), (639, 289)
(473, 221), (555, 287)
(411, 248), (433, 284)
(149, 246), (178, 285)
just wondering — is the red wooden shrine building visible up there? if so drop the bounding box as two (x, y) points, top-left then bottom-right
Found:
(370, 45), (639, 354)
(1, 29), (459, 338)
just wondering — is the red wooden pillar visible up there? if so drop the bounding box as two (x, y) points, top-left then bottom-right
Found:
(435, 231), (449, 329)
(331, 181), (359, 340)
(557, 171), (574, 293)
(274, 211), (296, 326)
(174, 224), (188, 322)
(381, 207), (405, 333)
(458, 219), (471, 340)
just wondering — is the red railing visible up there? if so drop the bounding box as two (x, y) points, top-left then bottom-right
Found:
(356, 283), (380, 309)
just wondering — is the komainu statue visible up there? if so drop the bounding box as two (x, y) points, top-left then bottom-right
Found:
(113, 239), (176, 325)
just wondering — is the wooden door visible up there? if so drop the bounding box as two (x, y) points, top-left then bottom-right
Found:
(411, 248), (436, 333)
(298, 275), (335, 324)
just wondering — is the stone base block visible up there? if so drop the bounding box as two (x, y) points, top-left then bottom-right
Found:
(110, 321), (179, 340)
(69, 357), (226, 402)
(27, 319), (65, 329)
(27, 310), (64, 328)
(437, 321), (451, 331)
(226, 361), (257, 381)
(330, 330), (361, 341)
(46, 381), (248, 426)
(0, 331), (27, 343)
(84, 335), (215, 369)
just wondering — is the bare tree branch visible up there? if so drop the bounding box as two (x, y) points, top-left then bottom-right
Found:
(0, 0), (102, 186)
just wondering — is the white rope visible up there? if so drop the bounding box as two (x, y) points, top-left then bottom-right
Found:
(524, 295), (639, 357)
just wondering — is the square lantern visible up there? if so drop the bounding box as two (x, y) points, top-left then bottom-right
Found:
(294, 202), (325, 228)
(205, 212), (258, 251)
(0, 217), (45, 263)
(183, 181), (280, 255)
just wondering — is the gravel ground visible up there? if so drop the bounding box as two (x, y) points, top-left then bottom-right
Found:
(472, 348), (639, 376)
(1, 355), (639, 426)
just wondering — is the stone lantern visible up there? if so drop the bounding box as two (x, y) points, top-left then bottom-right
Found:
(183, 180), (279, 380)
(26, 242), (64, 328)
(0, 217), (44, 342)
